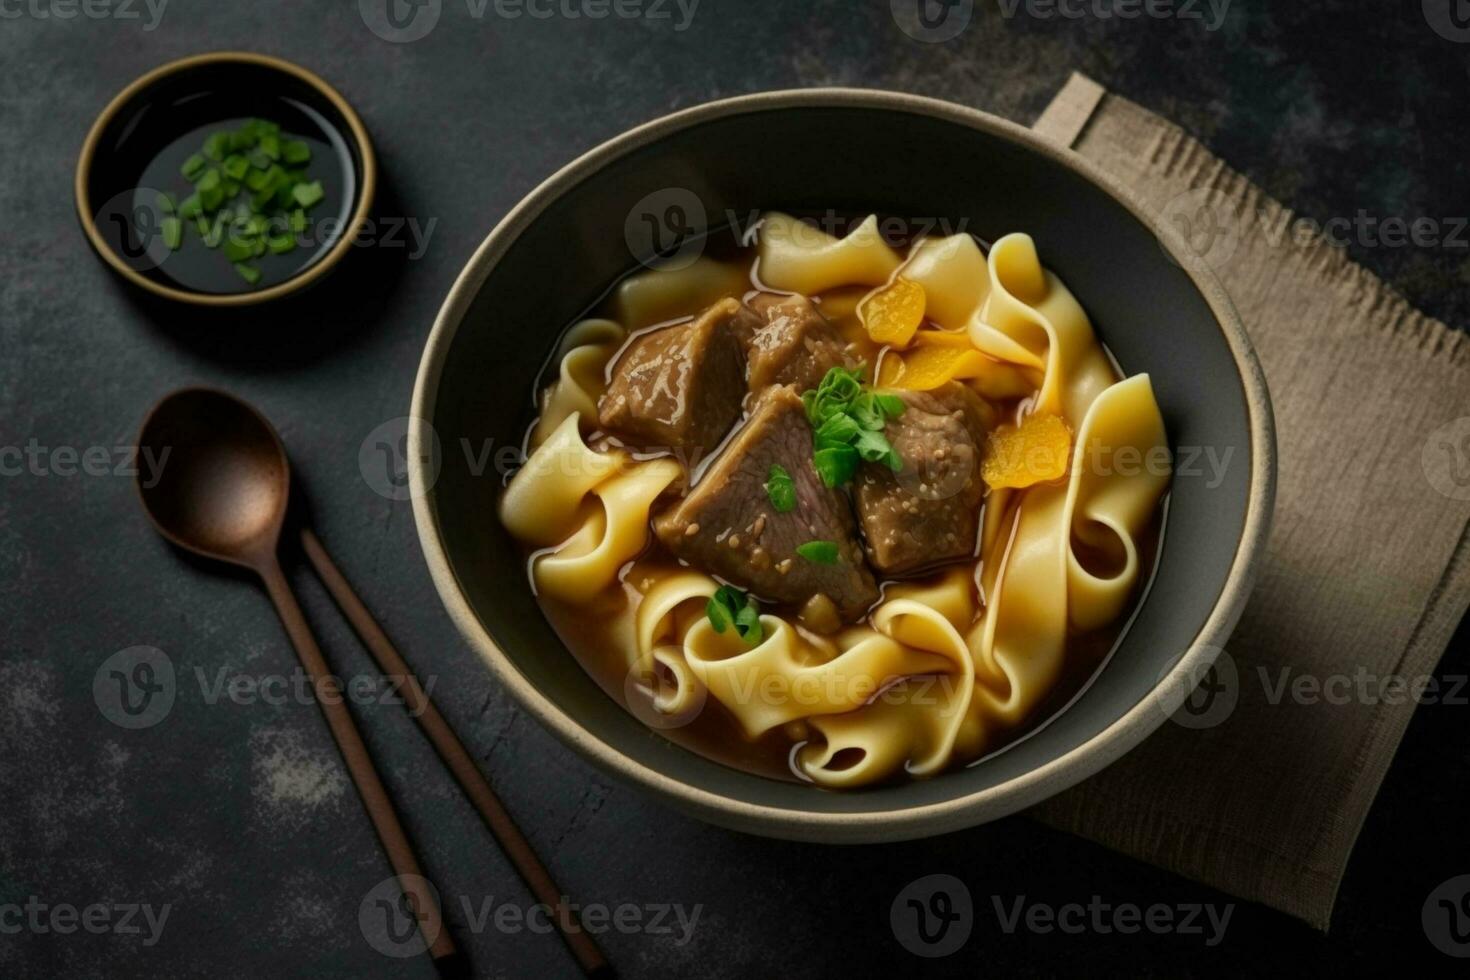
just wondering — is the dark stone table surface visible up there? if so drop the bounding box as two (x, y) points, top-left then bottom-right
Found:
(3, 2), (1467, 977)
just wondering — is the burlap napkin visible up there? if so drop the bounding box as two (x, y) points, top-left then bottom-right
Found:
(1024, 73), (1470, 929)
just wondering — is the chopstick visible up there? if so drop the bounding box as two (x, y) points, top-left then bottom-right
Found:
(298, 526), (611, 978)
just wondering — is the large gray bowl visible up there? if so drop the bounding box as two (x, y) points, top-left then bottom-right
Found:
(409, 90), (1275, 843)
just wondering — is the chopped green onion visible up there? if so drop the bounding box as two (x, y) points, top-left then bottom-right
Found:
(816, 413), (860, 446)
(222, 237), (255, 262)
(813, 445), (858, 488)
(292, 180), (325, 208)
(850, 393), (885, 430)
(282, 140), (311, 165)
(801, 366), (904, 487)
(765, 465), (796, 513)
(734, 603), (761, 640)
(854, 428), (897, 464)
(705, 586), (762, 646)
(222, 155), (250, 180)
(158, 118), (325, 289)
(796, 541), (839, 564)
(875, 392), (907, 419)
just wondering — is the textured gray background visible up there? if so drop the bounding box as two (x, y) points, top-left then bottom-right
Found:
(3, 1), (1469, 977)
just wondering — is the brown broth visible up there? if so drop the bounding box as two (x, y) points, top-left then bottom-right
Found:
(516, 219), (1167, 786)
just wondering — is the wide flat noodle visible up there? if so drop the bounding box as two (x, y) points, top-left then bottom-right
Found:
(531, 318), (625, 447)
(612, 257), (749, 331)
(757, 213), (902, 295)
(500, 413), (678, 602)
(969, 233), (1117, 421)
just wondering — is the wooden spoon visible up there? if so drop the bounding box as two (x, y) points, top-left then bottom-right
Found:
(134, 388), (460, 970)
(135, 387), (608, 977)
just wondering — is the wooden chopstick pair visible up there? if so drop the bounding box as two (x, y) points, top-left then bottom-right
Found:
(297, 526), (609, 977)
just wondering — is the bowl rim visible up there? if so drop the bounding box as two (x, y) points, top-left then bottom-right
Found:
(408, 88), (1276, 842)
(74, 50), (378, 308)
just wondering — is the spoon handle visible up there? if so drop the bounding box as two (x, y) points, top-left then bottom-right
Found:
(298, 526), (610, 978)
(256, 559), (459, 970)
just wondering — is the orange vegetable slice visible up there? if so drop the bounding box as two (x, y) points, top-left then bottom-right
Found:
(859, 277), (926, 347)
(878, 344), (992, 391)
(982, 413), (1073, 489)
(911, 329), (974, 349)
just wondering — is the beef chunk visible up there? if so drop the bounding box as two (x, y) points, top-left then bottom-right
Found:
(597, 298), (759, 457)
(654, 385), (879, 622)
(854, 383), (993, 577)
(745, 293), (853, 393)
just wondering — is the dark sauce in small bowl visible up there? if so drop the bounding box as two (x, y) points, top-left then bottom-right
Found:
(79, 54), (371, 303)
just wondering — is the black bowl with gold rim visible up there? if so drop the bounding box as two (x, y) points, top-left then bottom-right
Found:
(76, 52), (376, 307)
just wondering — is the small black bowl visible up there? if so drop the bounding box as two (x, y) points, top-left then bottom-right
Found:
(76, 51), (376, 307)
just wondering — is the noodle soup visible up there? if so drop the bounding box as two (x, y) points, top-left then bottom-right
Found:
(499, 213), (1170, 789)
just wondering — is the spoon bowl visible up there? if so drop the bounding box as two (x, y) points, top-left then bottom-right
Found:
(136, 387), (290, 567)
